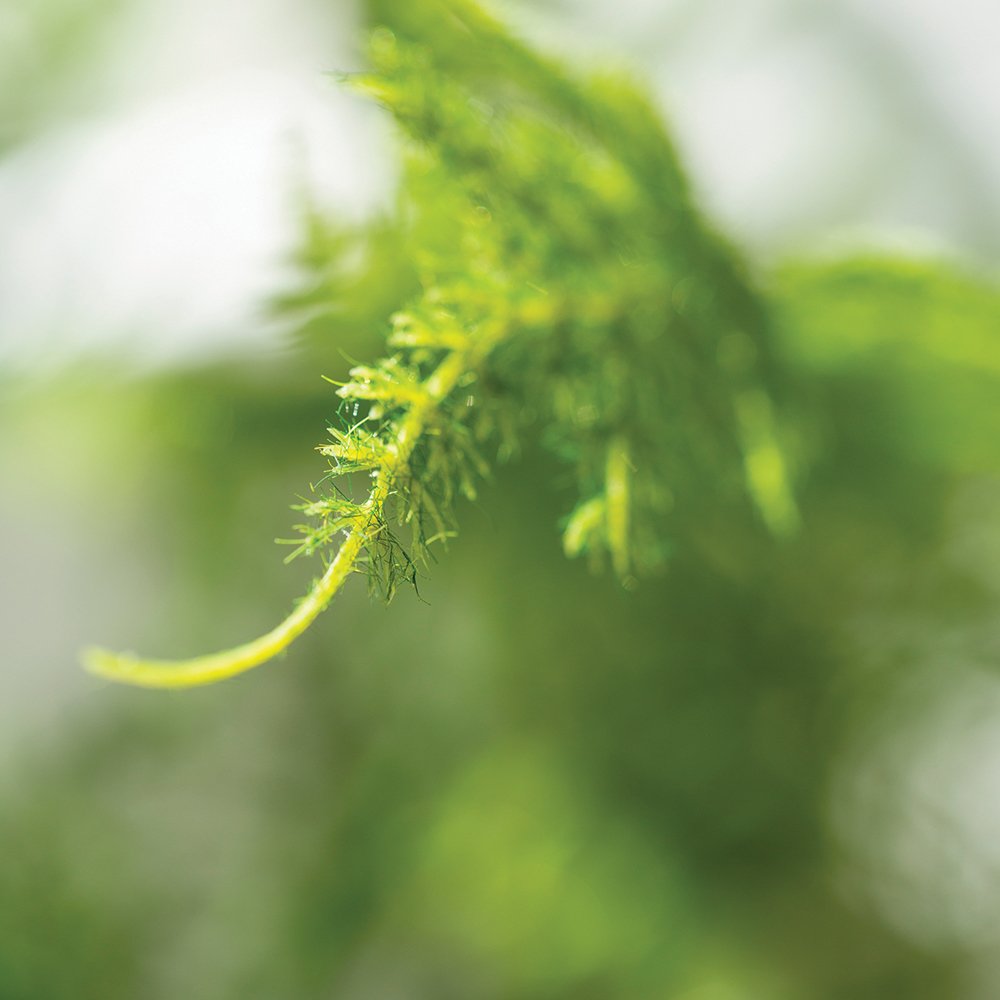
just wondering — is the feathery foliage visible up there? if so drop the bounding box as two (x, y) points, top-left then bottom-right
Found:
(87, 0), (998, 689)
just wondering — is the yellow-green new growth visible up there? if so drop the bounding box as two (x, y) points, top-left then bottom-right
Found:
(84, 0), (799, 689)
(85, 318), (506, 688)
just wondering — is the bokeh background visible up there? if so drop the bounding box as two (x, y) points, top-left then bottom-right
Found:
(2, 0), (1000, 996)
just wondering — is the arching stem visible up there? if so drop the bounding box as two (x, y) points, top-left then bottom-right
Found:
(83, 532), (364, 689)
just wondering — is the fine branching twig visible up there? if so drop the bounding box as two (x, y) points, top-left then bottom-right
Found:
(83, 0), (798, 688)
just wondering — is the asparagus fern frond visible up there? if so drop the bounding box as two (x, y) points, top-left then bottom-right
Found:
(84, 0), (797, 688)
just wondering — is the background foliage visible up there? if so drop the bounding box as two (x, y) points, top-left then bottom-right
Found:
(2, 0), (1000, 997)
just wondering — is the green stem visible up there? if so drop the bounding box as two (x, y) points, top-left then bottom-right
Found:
(83, 535), (363, 689)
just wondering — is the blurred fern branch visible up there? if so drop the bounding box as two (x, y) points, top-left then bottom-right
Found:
(87, 0), (904, 689)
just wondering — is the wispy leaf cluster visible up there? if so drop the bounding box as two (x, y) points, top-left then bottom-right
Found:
(287, 0), (799, 601)
(86, 0), (804, 686)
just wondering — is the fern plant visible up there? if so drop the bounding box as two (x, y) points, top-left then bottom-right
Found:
(84, 0), (820, 688)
